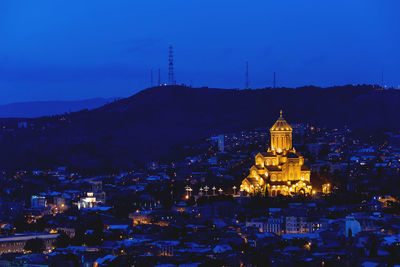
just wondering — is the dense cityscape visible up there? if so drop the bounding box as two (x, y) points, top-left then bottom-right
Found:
(0, 111), (399, 266)
(3, 1), (400, 266)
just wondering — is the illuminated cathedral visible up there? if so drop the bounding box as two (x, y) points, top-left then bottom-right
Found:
(241, 111), (312, 197)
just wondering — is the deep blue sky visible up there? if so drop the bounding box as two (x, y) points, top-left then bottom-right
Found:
(1, 1), (399, 104)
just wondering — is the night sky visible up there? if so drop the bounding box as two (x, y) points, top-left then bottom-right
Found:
(1, 1), (399, 104)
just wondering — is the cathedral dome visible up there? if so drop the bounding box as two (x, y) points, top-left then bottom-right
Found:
(270, 110), (292, 132)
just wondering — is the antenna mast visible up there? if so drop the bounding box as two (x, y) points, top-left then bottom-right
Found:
(168, 45), (175, 85)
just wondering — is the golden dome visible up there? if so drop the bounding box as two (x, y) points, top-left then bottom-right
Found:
(270, 110), (292, 131)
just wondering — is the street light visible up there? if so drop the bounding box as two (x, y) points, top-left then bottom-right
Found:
(185, 185), (192, 198)
(212, 186), (216, 196)
(188, 187), (193, 197)
(218, 188), (223, 195)
(204, 186), (209, 196)
(233, 186), (237, 195)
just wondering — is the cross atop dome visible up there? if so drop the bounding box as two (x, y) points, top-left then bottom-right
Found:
(270, 111), (292, 132)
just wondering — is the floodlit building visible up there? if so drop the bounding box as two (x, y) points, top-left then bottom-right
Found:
(322, 183), (331, 194)
(54, 196), (68, 211)
(241, 111), (312, 196)
(77, 192), (97, 209)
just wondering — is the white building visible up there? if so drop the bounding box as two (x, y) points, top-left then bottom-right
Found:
(77, 192), (97, 209)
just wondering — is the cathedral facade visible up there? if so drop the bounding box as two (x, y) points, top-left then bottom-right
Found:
(241, 111), (312, 197)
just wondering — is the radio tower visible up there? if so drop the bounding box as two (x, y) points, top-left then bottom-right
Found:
(168, 45), (175, 85)
(245, 61), (249, 89)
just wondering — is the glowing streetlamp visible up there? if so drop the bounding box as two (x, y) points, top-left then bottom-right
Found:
(204, 186), (209, 196)
(218, 188), (223, 195)
(185, 185), (192, 198)
(233, 186), (237, 195)
(212, 186), (216, 196)
(188, 187), (193, 196)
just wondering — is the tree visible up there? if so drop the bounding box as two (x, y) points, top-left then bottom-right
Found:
(55, 231), (70, 248)
(24, 238), (45, 253)
(364, 234), (378, 257)
(199, 259), (228, 267)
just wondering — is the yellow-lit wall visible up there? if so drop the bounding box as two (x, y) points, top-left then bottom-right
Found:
(270, 131), (292, 152)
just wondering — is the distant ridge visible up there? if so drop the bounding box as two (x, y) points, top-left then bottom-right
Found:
(0, 98), (114, 118)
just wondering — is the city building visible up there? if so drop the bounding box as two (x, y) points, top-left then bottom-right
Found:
(241, 111), (312, 196)
(76, 192), (97, 209)
(0, 233), (59, 254)
(285, 216), (311, 234)
(90, 181), (106, 204)
(322, 183), (331, 194)
(217, 134), (224, 152)
(31, 195), (47, 209)
(210, 134), (225, 152)
(246, 217), (284, 235)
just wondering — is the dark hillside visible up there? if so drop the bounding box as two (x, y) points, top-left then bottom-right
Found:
(0, 85), (398, 171)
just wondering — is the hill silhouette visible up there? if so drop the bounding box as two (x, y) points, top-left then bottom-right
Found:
(0, 98), (113, 118)
(0, 84), (398, 172)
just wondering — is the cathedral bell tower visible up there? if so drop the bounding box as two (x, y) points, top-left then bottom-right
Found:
(270, 110), (292, 153)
